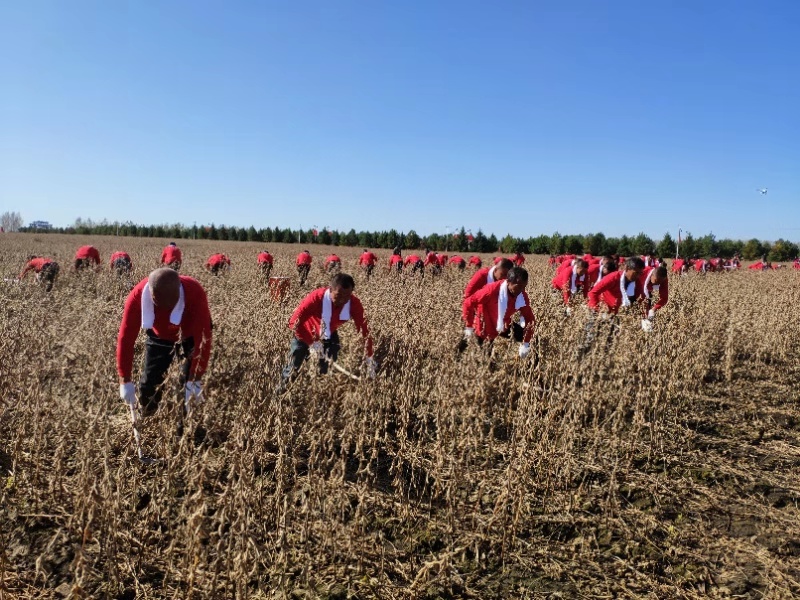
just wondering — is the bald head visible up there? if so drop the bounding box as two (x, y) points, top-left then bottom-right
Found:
(149, 268), (180, 309)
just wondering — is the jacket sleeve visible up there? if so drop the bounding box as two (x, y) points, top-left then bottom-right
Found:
(464, 271), (486, 299)
(288, 290), (322, 332)
(19, 261), (34, 279)
(588, 274), (613, 309)
(463, 285), (491, 327)
(520, 301), (535, 343)
(654, 280), (669, 310)
(187, 284), (213, 379)
(116, 288), (143, 380)
(350, 298), (374, 356)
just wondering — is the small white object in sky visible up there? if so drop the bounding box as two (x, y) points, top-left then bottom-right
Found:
(757, 188), (768, 195)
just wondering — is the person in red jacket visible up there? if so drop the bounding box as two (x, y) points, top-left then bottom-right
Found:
(257, 250), (274, 278)
(588, 257), (645, 314)
(19, 256), (60, 291)
(389, 248), (404, 273)
(404, 254), (424, 275)
(511, 251), (525, 266)
(279, 273), (375, 390)
(424, 251), (442, 275)
(748, 260), (775, 271)
(161, 242), (182, 271)
(117, 268), (212, 418)
(359, 249), (379, 278)
(110, 251), (133, 276)
(449, 255), (466, 271)
(461, 267), (535, 358)
(206, 253), (231, 275)
(552, 259), (589, 308)
(464, 258), (513, 299)
(296, 250), (313, 284)
(74, 245), (101, 272)
(468, 256), (483, 270)
(586, 256), (616, 289)
(793, 258), (800, 270)
(638, 265), (669, 321)
(695, 258), (711, 274)
(325, 254), (342, 274)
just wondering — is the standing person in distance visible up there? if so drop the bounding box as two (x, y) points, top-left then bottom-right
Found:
(461, 267), (536, 358)
(117, 268), (212, 418)
(279, 273), (375, 390)
(74, 245), (101, 272)
(296, 249), (313, 284)
(19, 255), (60, 292)
(257, 249), (273, 278)
(161, 242), (182, 271)
(359, 248), (379, 278)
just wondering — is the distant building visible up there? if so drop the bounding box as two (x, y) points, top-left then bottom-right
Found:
(29, 220), (53, 230)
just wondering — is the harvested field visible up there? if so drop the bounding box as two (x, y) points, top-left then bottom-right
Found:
(2, 233), (800, 599)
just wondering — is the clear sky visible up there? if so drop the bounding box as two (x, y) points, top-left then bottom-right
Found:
(1, 1), (798, 241)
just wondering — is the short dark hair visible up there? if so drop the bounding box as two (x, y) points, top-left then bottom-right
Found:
(496, 258), (513, 270)
(331, 273), (355, 290)
(625, 257), (645, 271)
(575, 259), (588, 269)
(506, 266), (528, 284)
(654, 266), (668, 278)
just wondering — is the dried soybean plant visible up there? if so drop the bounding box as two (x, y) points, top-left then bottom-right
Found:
(1, 234), (800, 599)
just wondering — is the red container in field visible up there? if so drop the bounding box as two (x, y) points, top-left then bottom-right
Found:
(268, 277), (290, 301)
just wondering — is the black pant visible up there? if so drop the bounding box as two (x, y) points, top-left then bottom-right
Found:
(363, 264), (374, 278)
(281, 332), (340, 381)
(74, 258), (92, 271)
(259, 263), (273, 278)
(297, 264), (311, 285)
(39, 262), (59, 292)
(138, 330), (194, 416)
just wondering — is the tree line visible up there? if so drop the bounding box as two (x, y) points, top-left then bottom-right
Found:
(16, 217), (800, 262)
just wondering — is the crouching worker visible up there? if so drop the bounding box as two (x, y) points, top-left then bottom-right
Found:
(460, 266), (535, 358)
(19, 256), (60, 292)
(117, 268), (212, 417)
(279, 273), (375, 390)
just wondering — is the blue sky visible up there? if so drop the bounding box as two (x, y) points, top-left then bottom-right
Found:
(1, 1), (798, 241)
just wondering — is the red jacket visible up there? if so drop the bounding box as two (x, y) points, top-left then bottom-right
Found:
(462, 281), (534, 343)
(288, 287), (373, 355)
(161, 245), (182, 265)
(493, 256), (503, 265)
(117, 276), (212, 380)
(551, 266), (588, 304)
(464, 266), (498, 299)
(424, 253), (439, 266)
(20, 257), (55, 278)
(468, 256), (482, 267)
(748, 262), (775, 271)
(325, 255), (341, 266)
(110, 251), (132, 268)
(296, 252), (312, 266)
(206, 254), (230, 268)
(794, 259), (800, 270)
(404, 255), (422, 266)
(637, 267), (669, 312)
(587, 271), (637, 314)
(389, 255), (403, 267)
(511, 253), (525, 266)
(672, 258), (685, 273)
(449, 255), (465, 266)
(437, 254), (448, 267)
(257, 252), (273, 264)
(75, 245), (101, 264)
(359, 251), (378, 266)
(586, 262), (605, 288)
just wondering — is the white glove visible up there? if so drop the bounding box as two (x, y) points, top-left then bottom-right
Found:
(309, 341), (324, 357)
(185, 381), (204, 406)
(518, 342), (532, 359)
(463, 327), (475, 339)
(119, 382), (136, 406)
(364, 356), (377, 379)
(647, 308), (655, 320)
(641, 319), (653, 333)
(564, 306), (572, 317)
